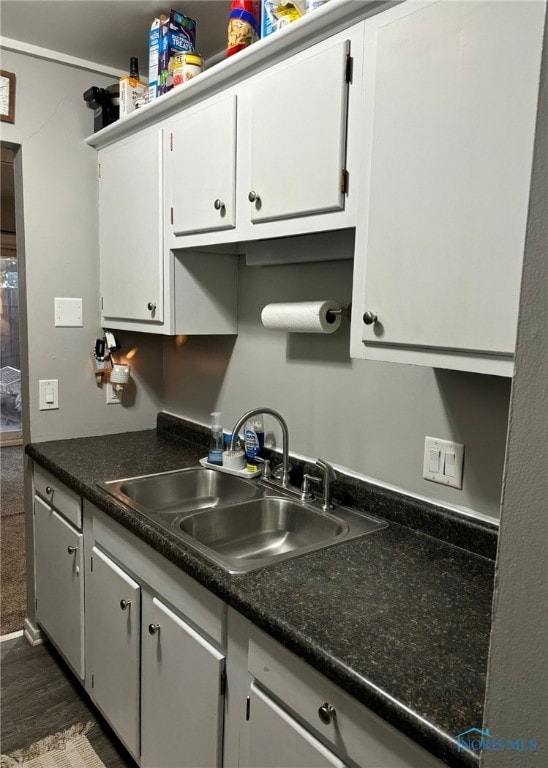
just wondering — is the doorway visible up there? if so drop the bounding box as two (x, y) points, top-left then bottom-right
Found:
(0, 145), (22, 446)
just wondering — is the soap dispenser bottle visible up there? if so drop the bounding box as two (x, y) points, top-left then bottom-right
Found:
(208, 412), (224, 466)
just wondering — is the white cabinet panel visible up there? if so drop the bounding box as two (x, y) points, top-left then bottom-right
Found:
(34, 496), (84, 678)
(86, 547), (140, 760)
(246, 683), (346, 768)
(350, 0), (544, 374)
(99, 128), (164, 323)
(248, 38), (350, 223)
(171, 94), (237, 235)
(141, 593), (226, 768)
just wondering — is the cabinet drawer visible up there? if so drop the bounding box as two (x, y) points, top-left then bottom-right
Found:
(34, 465), (82, 529)
(248, 633), (443, 768)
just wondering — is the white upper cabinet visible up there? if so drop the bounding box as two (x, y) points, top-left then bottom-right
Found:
(246, 38), (350, 224)
(99, 127), (164, 325)
(170, 93), (238, 235)
(350, 0), (545, 375)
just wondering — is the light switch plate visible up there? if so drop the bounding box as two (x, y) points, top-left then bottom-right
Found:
(423, 436), (464, 489)
(39, 379), (59, 410)
(54, 297), (83, 327)
(106, 382), (121, 405)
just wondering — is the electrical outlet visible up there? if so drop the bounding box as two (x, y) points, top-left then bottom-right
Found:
(106, 382), (121, 405)
(423, 436), (464, 489)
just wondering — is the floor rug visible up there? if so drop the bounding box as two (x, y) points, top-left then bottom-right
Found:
(1, 723), (106, 768)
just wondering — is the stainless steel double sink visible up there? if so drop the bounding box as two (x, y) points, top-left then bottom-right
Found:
(98, 467), (387, 574)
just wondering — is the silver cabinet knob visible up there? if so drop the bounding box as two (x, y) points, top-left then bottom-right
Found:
(318, 703), (336, 725)
(148, 623), (160, 635)
(248, 190), (260, 203)
(362, 311), (378, 325)
(120, 599), (132, 611)
(67, 545), (77, 554)
(147, 302), (156, 311)
(214, 198), (225, 211)
(45, 485), (55, 495)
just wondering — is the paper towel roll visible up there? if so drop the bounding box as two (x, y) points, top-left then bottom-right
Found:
(261, 301), (342, 334)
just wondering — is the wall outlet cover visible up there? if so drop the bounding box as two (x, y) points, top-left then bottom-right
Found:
(54, 297), (83, 327)
(106, 382), (122, 405)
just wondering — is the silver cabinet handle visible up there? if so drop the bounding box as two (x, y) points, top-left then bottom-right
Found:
(45, 485), (55, 495)
(362, 311), (378, 325)
(318, 703), (336, 725)
(248, 190), (260, 203)
(147, 302), (156, 311)
(67, 545), (77, 554)
(120, 599), (132, 611)
(148, 623), (160, 635)
(214, 198), (225, 211)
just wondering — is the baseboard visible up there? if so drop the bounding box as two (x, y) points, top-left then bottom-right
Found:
(23, 617), (44, 646)
(0, 629), (24, 642)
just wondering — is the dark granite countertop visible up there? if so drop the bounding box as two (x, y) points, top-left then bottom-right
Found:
(26, 420), (495, 768)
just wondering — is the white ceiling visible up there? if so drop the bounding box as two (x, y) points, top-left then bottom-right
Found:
(0, 1), (232, 72)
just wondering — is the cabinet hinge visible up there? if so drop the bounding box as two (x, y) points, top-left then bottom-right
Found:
(246, 696), (251, 721)
(170, 132), (173, 151)
(170, 207), (174, 225)
(98, 163), (101, 179)
(340, 168), (349, 195)
(100, 297), (103, 311)
(345, 54), (353, 84)
(35, 598), (38, 609)
(91, 673), (95, 689)
(90, 556), (93, 572)
(220, 669), (227, 697)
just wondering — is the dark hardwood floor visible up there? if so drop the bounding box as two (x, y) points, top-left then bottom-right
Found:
(0, 635), (135, 766)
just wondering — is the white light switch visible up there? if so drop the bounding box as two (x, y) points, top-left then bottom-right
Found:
(423, 437), (464, 489)
(39, 379), (59, 410)
(429, 448), (441, 473)
(54, 298), (83, 327)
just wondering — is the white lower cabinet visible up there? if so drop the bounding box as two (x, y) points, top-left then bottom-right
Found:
(86, 547), (141, 760)
(33, 494), (84, 679)
(84, 505), (227, 767)
(246, 683), (346, 768)
(141, 593), (226, 768)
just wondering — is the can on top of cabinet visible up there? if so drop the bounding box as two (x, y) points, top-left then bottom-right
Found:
(172, 52), (204, 87)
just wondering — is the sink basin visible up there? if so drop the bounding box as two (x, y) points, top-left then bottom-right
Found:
(99, 467), (387, 574)
(175, 496), (386, 573)
(99, 468), (260, 517)
(180, 496), (347, 562)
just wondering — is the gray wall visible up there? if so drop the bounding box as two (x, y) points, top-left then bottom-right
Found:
(0, 49), (162, 442)
(163, 249), (510, 520)
(482, 12), (548, 763)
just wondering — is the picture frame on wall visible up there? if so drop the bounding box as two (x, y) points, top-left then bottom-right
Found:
(0, 71), (16, 124)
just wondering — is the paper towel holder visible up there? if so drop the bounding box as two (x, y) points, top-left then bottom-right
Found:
(326, 303), (351, 323)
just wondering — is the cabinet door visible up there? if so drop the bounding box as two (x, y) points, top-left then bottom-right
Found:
(246, 683), (346, 768)
(86, 547), (140, 760)
(353, 0), (543, 366)
(141, 593), (225, 768)
(248, 39), (350, 223)
(99, 128), (164, 323)
(170, 94), (237, 235)
(34, 495), (84, 678)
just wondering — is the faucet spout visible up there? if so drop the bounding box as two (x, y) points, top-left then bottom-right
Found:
(229, 408), (291, 487)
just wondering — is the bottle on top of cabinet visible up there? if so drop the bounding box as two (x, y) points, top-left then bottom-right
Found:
(119, 57), (147, 117)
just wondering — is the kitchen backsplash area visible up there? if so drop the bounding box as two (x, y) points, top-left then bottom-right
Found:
(162, 256), (511, 521)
